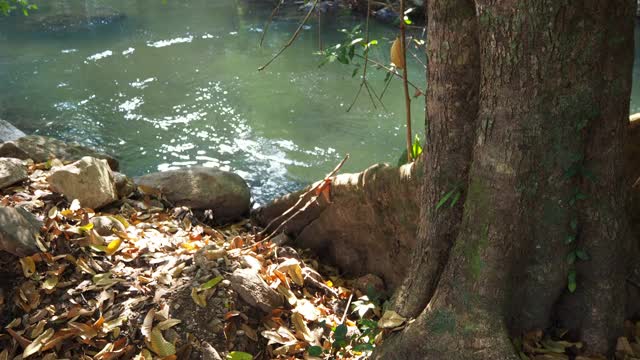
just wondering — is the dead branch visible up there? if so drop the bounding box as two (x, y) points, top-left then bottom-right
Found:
(258, 0), (320, 71)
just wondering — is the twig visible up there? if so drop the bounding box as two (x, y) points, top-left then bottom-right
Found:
(341, 292), (354, 323)
(353, 54), (424, 96)
(400, 0), (412, 162)
(347, 0), (378, 112)
(258, 0), (319, 71)
(260, 0), (284, 47)
(244, 154), (350, 250)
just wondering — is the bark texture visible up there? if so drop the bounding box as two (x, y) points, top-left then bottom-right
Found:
(374, 0), (635, 358)
(391, 0), (480, 319)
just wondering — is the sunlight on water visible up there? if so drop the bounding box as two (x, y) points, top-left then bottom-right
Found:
(0, 0), (420, 203)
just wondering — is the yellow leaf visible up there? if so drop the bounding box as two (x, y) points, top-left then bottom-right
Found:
(291, 312), (317, 344)
(191, 288), (207, 308)
(19, 256), (36, 278)
(378, 310), (406, 329)
(42, 276), (59, 291)
(23, 328), (54, 358)
(156, 319), (181, 331)
(78, 223), (94, 233)
(390, 37), (405, 70)
(149, 328), (176, 357)
(276, 259), (304, 286)
(105, 238), (123, 256)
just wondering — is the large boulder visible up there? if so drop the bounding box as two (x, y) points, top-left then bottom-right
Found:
(135, 167), (251, 223)
(0, 135), (118, 171)
(0, 206), (41, 257)
(0, 158), (28, 190)
(0, 119), (26, 143)
(47, 157), (117, 209)
(253, 160), (422, 290)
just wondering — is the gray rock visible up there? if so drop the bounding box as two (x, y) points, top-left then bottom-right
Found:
(0, 158), (27, 189)
(47, 157), (117, 209)
(90, 216), (126, 236)
(0, 206), (41, 256)
(201, 342), (223, 360)
(0, 119), (26, 143)
(113, 171), (135, 198)
(135, 167), (250, 223)
(229, 268), (283, 312)
(0, 135), (118, 171)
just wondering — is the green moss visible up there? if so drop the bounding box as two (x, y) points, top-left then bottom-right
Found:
(428, 308), (456, 335)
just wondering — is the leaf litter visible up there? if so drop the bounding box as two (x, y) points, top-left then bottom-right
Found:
(0, 159), (389, 359)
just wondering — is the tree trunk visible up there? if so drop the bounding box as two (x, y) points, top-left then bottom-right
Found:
(375, 1), (635, 358)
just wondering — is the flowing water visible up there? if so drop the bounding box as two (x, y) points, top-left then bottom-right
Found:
(0, 0), (426, 203)
(1, 2), (639, 203)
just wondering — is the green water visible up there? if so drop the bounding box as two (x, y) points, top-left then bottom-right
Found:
(0, 0), (425, 203)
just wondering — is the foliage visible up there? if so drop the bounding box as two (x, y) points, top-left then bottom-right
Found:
(0, 0), (37, 16)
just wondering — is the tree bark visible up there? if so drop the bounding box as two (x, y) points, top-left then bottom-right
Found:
(391, 0), (480, 319)
(375, 1), (635, 358)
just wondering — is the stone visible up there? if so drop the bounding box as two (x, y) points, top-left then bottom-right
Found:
(0, 135), (118, 171)
(201, 342), (223, 360)
(353, 274), (386, 297)
(0, 206), (42, 256)
(229, 268), (283, 312)
(47, 157), (117, 209)
(135, 167), (251, 223)
(113, 172), (135, 198)
(90, 216), (126, 236)
(0, 119), (26, 143)
(0, 158), (27, 189)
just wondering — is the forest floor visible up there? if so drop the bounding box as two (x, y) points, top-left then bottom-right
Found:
(1, 161), (640, 359)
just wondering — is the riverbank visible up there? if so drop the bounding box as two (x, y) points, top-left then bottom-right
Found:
(0, 122), (388, 359)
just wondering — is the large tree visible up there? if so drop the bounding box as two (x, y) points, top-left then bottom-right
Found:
(374, 0), (636, 358)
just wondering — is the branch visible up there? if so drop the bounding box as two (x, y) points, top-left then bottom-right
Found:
(259, 0), (284, 47)
(258, 0), (319, 71)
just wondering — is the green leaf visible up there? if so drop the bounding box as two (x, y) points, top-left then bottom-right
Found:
(575, 249), (590, 261)
(567, 270), (577, 293)
(411, 134), (423, 159)
(334, 324), (348, 341)
(352, 66), (360, 78)
(352, 343), (375, 352)
(79, 223), (94, 233)
(200, 276), (223, 290)
(436, 189), (456, 210)
(308, 346), (323, 356)
(403, 16), (412, 25)
(226, 351), (253, 360)
(449, 190), (461, 208)
(564, 235), (575, 245)
(566, 251), (576, 265)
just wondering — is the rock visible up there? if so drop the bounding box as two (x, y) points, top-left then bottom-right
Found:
(229, 268), (283, 312)
(0, 158), (27, 189)
(90, 216), (126, 236)
(253, 160), (422, 290)
(0, 206), (42, 256)
(201, 342), (223, 360)
(0, 135), (118, 171)
(113, 172), (135, 198)
(0, 119), (26, 143)
(47, 157), (117, 209)
(353, 274), (386, 297)
(135, 167), (250, 223)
